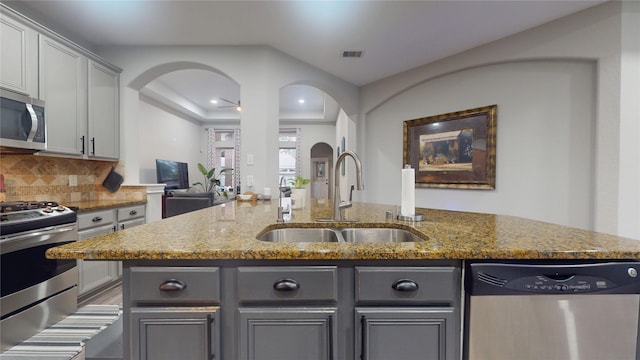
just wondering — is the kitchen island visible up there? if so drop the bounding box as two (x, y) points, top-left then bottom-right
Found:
(46, 200), (640, 360)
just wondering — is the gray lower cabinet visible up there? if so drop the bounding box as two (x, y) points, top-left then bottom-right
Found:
(131, 307), (219, 360)
(123, 262), (461, 360)
(238, 307), (337, 360)
(127, 266), (221, 360)
(79, 204), (146, 295)
(354, 266), (460, 360)
(356, 307), (455, 360)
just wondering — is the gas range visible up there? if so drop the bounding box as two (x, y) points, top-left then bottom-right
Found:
(0, 201), (77, 237)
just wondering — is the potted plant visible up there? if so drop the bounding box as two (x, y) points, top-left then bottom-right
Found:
(191, 163), (233, 196)
(289, 175), (310, 209)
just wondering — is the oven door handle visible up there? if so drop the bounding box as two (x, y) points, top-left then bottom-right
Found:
(0, 225), (77, 254)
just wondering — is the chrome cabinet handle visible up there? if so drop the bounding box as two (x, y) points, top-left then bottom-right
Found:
(392, 279), (419, 292)
(91, 137), (95, 155)
(273, 278), (299, 292)
(92, 216), (103, 222)
(129, 210), (138, 215)
(81, 135), (85, 154)
(159, 279), (187, 291)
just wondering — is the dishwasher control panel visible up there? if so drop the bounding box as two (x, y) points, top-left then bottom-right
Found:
(467, 261), (640, 295)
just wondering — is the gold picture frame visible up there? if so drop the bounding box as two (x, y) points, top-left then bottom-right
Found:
(403, 105), (497, 189)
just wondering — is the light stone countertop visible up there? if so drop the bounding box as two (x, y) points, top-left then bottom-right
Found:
(46, 199), (640, 261)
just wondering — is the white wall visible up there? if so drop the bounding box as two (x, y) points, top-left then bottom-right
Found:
(97, 45), (359, 196)
(360, 1), (639, 237)
(364, 60), (594, 229)
(137, 96), (202, 185)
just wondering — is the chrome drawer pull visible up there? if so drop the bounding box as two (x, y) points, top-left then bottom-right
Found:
(92, 216), (103, 222)
(273, 278), (299, 292)
(159, 279), (187, 291)
(392, 279), (419, 292)
(129, 210), (138, 215)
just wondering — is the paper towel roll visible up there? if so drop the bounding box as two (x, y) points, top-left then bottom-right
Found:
(401, 165), (415, 216)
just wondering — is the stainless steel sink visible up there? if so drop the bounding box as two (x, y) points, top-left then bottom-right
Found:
(257, 227), (424, 243)
(257, 228), (341, 242)
(341, 228), (423, 243)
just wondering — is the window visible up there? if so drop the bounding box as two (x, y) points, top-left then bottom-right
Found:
(207, 129), (239, 190)
(279, 129), (300, 185)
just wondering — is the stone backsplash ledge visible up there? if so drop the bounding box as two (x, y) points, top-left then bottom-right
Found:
(0, 154), (145, 203)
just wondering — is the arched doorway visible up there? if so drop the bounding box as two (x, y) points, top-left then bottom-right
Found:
(310, 142), (333, 200)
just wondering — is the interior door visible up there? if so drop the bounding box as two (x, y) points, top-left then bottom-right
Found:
(311, 157), (329, 199)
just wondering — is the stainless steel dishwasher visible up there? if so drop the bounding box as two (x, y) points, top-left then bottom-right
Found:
(465, 261), (640, 360)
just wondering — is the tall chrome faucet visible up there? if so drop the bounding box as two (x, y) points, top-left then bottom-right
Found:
(319, 150), (364, 222)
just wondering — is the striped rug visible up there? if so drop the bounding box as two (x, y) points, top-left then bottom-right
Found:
(0, 305), (122, 360)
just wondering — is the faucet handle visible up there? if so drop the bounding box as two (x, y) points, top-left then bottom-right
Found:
(349, 185), (355, 202)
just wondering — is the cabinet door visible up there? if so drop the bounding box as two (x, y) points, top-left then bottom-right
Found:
(0, 15), (37, 96)
(39, 35), (86, 155)
(355, 307), (456, 360)
(239, 307), (337, 360)
(130, 307), (219, 360)
(88, 60), (119, 159)
(78, 224), (118, 295)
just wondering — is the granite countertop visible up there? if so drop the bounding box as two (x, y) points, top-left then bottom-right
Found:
(47, 199), (640, 261)
(66, 199), (147, 212)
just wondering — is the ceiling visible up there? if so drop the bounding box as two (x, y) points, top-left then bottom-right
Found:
(5, 0), (606, 124)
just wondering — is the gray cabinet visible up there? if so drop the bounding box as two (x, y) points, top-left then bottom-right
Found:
(123, 262), (461, 360)
(238, 308), (336, 360)
(236, 266), (338, 360)
(0, 13), (38, 96)
(78, 204), (145, 296)
(131, 307), (219, 360)
(78, 208), (117, 295)
(356, 308), (455, 360)
(128, 266), (221, 360)
(87, 60), (119, 159)
(354, 266), (460, 360)
(39, 34), (87, 156)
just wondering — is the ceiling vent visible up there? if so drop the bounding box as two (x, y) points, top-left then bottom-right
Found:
(342, 50), (363, 58)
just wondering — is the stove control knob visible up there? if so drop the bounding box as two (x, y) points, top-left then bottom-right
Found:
(628, 268), (638, 278)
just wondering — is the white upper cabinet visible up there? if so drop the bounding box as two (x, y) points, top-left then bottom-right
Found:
(0, 14), (38, 96)
(39, 34), (87, 156)
(2, 5), (121, 160)
(88, 60), (119, 159)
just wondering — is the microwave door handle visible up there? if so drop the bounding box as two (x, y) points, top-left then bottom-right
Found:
(25, 103), (38, 142)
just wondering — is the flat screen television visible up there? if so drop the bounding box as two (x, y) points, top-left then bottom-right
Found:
(156, 159), (189, 190)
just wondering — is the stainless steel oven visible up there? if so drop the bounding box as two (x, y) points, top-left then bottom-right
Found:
(0, 88), (46, 152)
(0, 201), (78, 351)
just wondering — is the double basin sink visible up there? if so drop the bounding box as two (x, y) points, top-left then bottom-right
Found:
(258, 227), (424, 243)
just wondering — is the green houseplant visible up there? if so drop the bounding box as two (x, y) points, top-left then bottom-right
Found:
(289, 175), (311, 189)
(191, 163), (233, 195)
(289, 175), (311, 209)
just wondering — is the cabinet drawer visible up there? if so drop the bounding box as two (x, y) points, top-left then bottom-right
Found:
(117, 205), (145, 222)
(78, 209), (116, 230)
(79, 224), (115, 240)
(129, 267), (220, 304)
(237, 266), (337, 303)
(356, 267), (459, 304)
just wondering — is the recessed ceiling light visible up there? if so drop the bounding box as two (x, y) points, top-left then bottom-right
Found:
(298, 99), (305, 104)
(210, 99), (218, 104)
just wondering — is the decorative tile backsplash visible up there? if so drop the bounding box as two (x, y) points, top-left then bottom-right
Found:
(0, 154), (145, 203)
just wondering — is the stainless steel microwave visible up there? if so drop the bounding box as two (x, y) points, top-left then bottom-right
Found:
(0, 89), (46, 152)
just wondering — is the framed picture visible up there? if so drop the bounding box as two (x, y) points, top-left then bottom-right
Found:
(403, 105), (497, 189)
